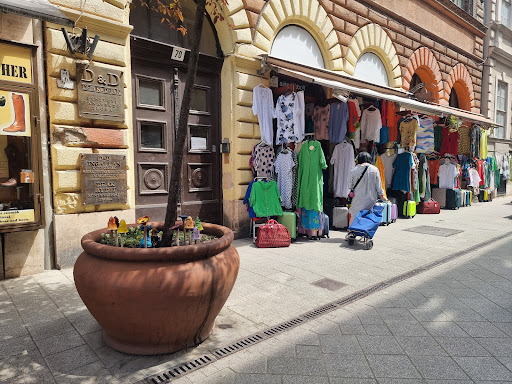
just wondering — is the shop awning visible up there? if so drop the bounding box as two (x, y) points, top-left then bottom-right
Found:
(0, 0), (74, 27)
(264, 55), (495, 127)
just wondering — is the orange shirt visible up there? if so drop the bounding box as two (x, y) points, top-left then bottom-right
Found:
(428, 159), (440, 184)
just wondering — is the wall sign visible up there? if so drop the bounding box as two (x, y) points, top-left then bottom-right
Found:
(77, 64), (124, 121)
(80, 154), (127, 205)
(0, 43), (32, 84)
(0, 210), (35, 225)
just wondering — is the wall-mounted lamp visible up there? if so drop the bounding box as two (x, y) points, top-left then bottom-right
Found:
(61, 27), (99, 59)
(220, 138), (231, 153)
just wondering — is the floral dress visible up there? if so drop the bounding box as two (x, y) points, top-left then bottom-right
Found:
(275, 92), (304, 144)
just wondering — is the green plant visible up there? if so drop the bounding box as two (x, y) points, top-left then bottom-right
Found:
(101, 226), (144, 248)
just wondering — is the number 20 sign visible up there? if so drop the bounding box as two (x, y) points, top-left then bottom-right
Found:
(171, 47), (186, 62)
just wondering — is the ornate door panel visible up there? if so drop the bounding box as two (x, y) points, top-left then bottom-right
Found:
(132, 60), (174, 221)
(132, 60), (222, 224)
(179, 70), (221, 224)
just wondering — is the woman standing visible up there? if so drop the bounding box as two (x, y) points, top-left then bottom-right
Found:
(348, 152), (386, 225)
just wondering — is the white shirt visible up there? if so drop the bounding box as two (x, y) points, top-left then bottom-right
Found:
(360, 108), (382, 142)
(348, 164), (385, 220)
(252, 85), (275, 145)
(380, 154), (397, 189)
(438, 163), (458, 189)
(330, 142), (355, 198)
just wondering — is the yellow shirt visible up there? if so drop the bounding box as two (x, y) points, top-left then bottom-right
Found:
(480, 130), (488, 159)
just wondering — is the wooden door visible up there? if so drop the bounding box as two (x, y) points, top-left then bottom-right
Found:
(178, 69), (222, 224)
(132, 60), (174, 220)
(132, 61), (222, 223)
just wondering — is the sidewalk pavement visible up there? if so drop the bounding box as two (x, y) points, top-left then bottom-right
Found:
(0, 198), (511, 383)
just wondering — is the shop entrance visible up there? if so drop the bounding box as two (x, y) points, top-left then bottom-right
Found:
(131, 61), (222, 223)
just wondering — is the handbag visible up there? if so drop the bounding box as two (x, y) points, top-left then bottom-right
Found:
(255, 219), (291, 248)
(348, 165), (369, 204)
(417, 198), (440, 214)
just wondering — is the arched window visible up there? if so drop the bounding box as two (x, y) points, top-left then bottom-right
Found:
(271, 25), (325, 69)
(449, 87), (460, 108)
(353, 52), (389, 87)
(410, 73), (422, 90)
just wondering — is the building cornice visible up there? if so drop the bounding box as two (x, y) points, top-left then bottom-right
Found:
(488, 45), (512, 66)
(431, 0), (487, 35)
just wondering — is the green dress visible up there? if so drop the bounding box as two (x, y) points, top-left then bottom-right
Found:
(297, 140), (327, 212)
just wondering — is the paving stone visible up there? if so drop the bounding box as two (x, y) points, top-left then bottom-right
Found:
(375, 308), (417, 323)
(455, 321), (509, 338)
(408, 355), (469, 380)
(366, 354), (421, 378)
(340, 323), (367, 335)
(363, 324), (392, 336)
(324, 354), (373, 378)
(422, 322), (469, 337)
(357, 336), (404, 355)
(385, 321), (429, 337)
(0, 335), (36, 360)
(453, 356), (512, 381)
(442, 308), (487, 322)
(409, 309), (451, 322)
(44, 344), (98, 374)
(295, 345), (322, 359)
(282, 375), (330, 384)
(475, 337), (512, 356)
(319, 334), (363, 354)
(267, 357), (325, 376)
(35, 330), (86, 357)
(434, 337), (491, 357)
(0, 348), (55, 383)
(234, 373), (282, 384)
(395, 336), (447, 356)
(377, 378), (426, 384)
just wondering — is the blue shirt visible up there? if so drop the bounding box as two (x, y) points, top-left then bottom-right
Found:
(392, 153), (414, 192)
(328, 102), (349, 144)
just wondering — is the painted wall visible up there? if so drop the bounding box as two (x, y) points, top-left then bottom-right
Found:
(46, 0), (136, 267)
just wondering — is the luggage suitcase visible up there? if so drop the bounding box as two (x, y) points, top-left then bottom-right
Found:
(431, 188), (447, 208)
(478, 189), (486, 202)
(488, 189), (494, 201)
(390, 204), (398, 222)
(460, 190), (467, 207)
(322, 213), (330, 238)
(375, 201), (392, 226)
(446, 189), (461, 209)
(277, 212), (297, 242)
(403, 200), (416, 218)
(467, 190), (472, 206)
(332, 207), (349, 229)
(417, 199), (440, 214)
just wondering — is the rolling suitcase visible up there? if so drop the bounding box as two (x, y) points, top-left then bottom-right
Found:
(431, 188), (447, 208)
(460, 190), (467, 207)
(322, 213), (330, 238)
(446, 189), (461, 209)
(375, 201), (392, 226)
(403, 200), (416, 218)
(332, 207), (349, 229)
(467, 190), (472, 206)
(390, 204), (398, 222)
(278, 212), (297, 242)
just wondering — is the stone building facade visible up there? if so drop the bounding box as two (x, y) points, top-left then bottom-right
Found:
(481, 0), (512, 195)
(0, 0), (488, 276)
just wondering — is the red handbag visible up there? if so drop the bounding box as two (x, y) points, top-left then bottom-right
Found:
(255, 219), (291, 248)
(417, 198), (440, 214)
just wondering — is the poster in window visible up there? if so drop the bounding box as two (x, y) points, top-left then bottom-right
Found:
(0, 91), (31, 137)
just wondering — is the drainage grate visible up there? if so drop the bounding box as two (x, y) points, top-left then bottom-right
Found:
(213, 334), (265, 358)
(139, 355), (216, 384)
(141, 230), (512, 383)
(404, 225), (464, 237)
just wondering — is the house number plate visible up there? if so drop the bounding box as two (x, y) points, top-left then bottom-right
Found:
(171, 47), (186, 62)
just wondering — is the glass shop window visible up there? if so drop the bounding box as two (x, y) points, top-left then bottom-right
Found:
(0, 42), (42, 232)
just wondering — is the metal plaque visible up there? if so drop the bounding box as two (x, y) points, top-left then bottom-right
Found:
(77, 64), (124, 121)
(80, 154), (127, 205)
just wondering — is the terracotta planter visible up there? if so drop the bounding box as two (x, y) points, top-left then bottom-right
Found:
(74, 222), (239, 355)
